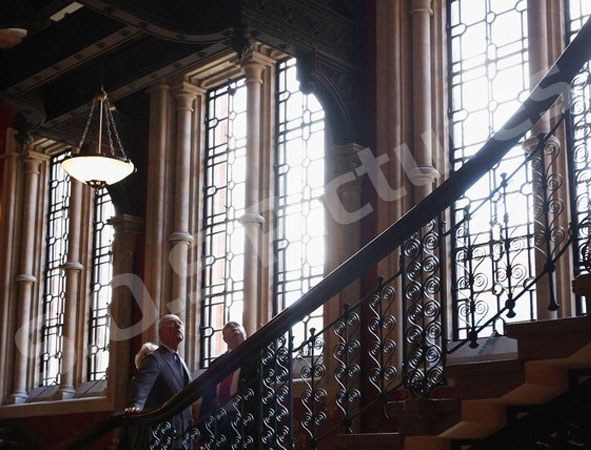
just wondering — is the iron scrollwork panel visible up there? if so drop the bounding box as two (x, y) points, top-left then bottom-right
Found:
(367, 280), (398, 400)
(260, 334), (293, 450)
(333, 304), (362, 433)
(402, 218), (445, 398)
(298, 329), (327, 449)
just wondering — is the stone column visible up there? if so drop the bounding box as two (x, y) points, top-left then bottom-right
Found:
(143, 84), (170, 343)
(410, 0), (439, 200)
(107, 214), (143, 411)
(524, 1), (560, 320)
(56, 179), (84, 399)
(0, 131), (20, 403)
(240, 53), (272, 336)
(9, 150), (46, 404)
(169, 84), (198, 352)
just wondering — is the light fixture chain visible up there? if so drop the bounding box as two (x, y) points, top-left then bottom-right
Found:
(78, 98), (97, 150)
(104, 96), (126, 158)
(103, 100), (116, 157)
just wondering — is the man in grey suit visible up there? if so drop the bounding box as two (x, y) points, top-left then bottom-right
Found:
(124, 314), (193, 449)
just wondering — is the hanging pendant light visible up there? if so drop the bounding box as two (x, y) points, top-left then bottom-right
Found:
(61, 89), (135, 188)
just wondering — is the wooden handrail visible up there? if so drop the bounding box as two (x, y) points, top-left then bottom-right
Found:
(55, 15), (591, 450)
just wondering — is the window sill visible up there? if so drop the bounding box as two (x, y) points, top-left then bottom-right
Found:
(446, 335), (518, 366)
(0, 395), (113, 419)
(0, 381), (112, 419)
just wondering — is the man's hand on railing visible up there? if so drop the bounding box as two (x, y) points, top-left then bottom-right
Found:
(124, 406), (141, 415)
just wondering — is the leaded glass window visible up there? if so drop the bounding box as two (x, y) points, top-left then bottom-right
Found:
(40, 151), (71, 386)
(88, 188), (115, 381)
(201, 79), (247, 367)
(448, 0), (535, 338)
(566, 0), (591, 314)
(274, 58), (325, 345)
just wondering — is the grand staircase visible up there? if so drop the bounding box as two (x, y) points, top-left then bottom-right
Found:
(54, 12), (591, 450)
(404, 316), (591, 450)
(329, 316), (591, 450)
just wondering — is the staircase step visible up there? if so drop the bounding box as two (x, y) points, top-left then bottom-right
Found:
(505, 316), (591, 360)
(335, 432), (402, 449)
(445, 359), (524, 399)
(404, 436), (451, 450)
(523, 361), (569, 390)
(386, 398), (460, 436)
(403, 321), (591, 449)
(499, 382), (565, 405)
(439, 420), (503, 440)
(460, 399), (507, 425)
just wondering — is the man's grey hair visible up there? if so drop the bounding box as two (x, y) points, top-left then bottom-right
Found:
(158, 314), (183, 332)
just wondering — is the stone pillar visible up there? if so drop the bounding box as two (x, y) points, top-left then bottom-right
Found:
(169, 84), (198, 354)
(324, 143), (364, 431)
(325, 145), (363, 341)
(240, 53), (272, 336)
(0, 131), (20, 403)
(107, 214), (143, 411)
(9, 151), (46, 404)
(410, 0), (439, 200)
(56, 179), (84, 399)
(143, 84), (170, 343)
(527, 0), (550, 131)
(524, 1), (560, 320)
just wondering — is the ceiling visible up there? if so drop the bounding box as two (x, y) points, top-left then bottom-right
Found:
(0, 0), (366, 213)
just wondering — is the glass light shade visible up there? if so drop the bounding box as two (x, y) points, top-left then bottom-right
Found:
(61, 155), (135, 188)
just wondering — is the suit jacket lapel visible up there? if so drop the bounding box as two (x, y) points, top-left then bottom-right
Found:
(179, 358), (191, 385)
(160, 348), (186, 389)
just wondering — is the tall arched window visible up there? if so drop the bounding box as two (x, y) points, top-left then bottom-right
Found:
(447, 0), (533, 339)
(40, 151), (71, 386)
(88, 187), (115, 381)
(201, 79), (248, 366)
(200, 57), (326, 366)
(39, 151), (115, 387)
(274, 58), (325, 344)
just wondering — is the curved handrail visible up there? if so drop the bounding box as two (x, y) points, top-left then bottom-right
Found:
(54, 14), (591, 450)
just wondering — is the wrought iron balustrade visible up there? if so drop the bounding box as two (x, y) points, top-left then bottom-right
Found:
(55, 14), (591, 450)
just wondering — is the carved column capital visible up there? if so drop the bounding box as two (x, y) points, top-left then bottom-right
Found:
(108, 214), (143, 254)
(332, 143), (365, 176)
(147, 83), (170, 97)
(241, 51), (274, 83)
(171, 82), (202, 111)
(21, 151), (48, 173)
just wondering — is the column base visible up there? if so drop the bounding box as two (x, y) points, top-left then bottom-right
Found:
(6, 391), (28, 404)
(54, 387), (76, 400)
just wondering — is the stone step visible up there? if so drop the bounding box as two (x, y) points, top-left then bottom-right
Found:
(505, 316), (591, 360)
(335, 432), (403, 449)
(399, 325), (591, 449)
(445, 358), (524, 399)
(404, 436), (451, 450)
(385, 398), (460, 436)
